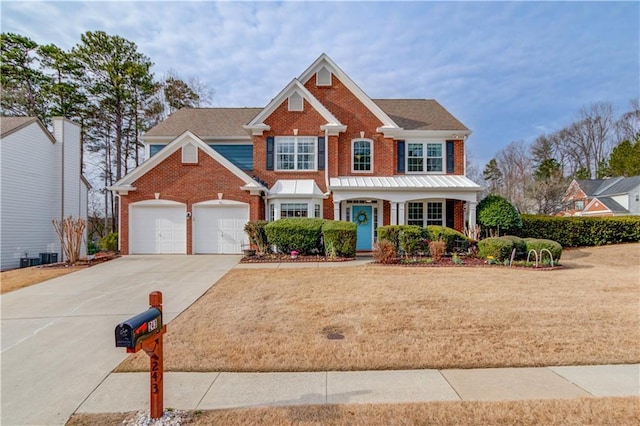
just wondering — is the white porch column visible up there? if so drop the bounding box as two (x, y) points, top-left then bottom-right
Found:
(398, 202), (406, 225)
(390, 202), (398, 225)
(468, 201), (477, 228)
(333, 201), (341, 221)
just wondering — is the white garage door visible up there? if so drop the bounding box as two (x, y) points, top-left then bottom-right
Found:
(130, 201), (187, 254)
(193, 202), (249, 254)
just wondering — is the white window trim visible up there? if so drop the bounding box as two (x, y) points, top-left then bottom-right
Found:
(268, 198), (324, 221)
(275, 136), (317, 171)
(405, 200), (446, 227)
(351, 138), (374, 173)
(406, 140), (444, 174)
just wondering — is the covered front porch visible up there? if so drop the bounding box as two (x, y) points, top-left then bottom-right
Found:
(329, 175), (483, 250)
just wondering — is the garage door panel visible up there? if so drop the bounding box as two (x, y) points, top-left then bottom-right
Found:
(193, 205), (248, 254)
(130, 204), (186, 254)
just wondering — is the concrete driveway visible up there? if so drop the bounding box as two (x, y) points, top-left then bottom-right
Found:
(1, 254), (240, 426)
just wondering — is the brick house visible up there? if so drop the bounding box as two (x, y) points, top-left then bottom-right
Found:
(561, 177), (640, 217)
(109, 54), (482, 254)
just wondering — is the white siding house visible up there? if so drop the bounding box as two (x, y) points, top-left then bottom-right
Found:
(0, 117), (89, 270)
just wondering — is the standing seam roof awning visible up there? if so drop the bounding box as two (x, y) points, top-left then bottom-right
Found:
(329, 175), (483, 191)
(267, 179), (327, 198)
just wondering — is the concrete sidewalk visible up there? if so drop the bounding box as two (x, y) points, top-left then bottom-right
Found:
(77, 364), (639, 413)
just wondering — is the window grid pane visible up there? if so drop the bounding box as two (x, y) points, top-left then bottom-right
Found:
(407, 202), (424, 227)
(280, 203), (308, 218)
(353, 140), (371, 171)
(276, 137), (316, 170)
(407, 143), (424, 172)
(426, 202), (443, 226)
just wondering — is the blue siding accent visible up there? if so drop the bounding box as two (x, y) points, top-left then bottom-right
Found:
(209, 144), (253, 170)
(149, 144), (165, 156)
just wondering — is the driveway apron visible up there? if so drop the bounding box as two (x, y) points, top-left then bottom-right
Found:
(1, 254), (240, 426)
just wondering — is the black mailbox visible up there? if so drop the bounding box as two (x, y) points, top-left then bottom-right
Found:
(115, 308), (163, 348)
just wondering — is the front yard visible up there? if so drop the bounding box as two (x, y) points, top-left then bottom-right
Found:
(117, 243), (640, 373)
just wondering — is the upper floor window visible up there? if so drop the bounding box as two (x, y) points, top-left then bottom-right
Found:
(352, 139), (372, 172)
(276, 136), (316, 171)
(574, 200), (585, 210)
(407, 142), (443, 173)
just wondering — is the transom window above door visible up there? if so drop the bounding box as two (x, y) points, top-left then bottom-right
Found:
(276, 136), (316, 171)
(352, 139), (372, 172)
(407, 142), (443, 173)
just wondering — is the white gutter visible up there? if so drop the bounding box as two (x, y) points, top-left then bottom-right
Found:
(324, 127), (330, 195)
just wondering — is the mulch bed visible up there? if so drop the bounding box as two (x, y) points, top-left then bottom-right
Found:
(241, 254), (355, 263)
(241, 254), (563, 269)
(39, 252), (120, 269)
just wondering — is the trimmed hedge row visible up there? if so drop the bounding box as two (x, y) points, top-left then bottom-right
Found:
(377, 225), (469, 255)
(478, 235), (562, 262)
(252, 218), (357, 257)
(518, 215), (640, 247)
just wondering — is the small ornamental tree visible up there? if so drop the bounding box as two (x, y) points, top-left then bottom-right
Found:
(477, 194), (522, 237)
(52, 216), (86, 265)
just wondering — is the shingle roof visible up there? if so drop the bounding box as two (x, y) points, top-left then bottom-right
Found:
(596, 197), (628, 213)
(373, 99), (469, 131)
(0, 116), (39, 137)
(144, 108), (262, 138)
(600, 176), (640, 195)
(144, 99), (469, 139)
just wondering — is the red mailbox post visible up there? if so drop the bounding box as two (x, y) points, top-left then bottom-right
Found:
(115, 291), (166, 419)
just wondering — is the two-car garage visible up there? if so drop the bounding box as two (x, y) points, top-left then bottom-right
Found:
(129, 200), (248, 254)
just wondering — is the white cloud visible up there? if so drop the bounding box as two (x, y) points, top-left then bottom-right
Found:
(1, 0), (638, 167)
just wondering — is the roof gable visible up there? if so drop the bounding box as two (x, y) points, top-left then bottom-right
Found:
(298, 53), (398, 130)
(111, 131), (264, 192)
(0, 116), (56, 143)
(244, 79), (345, 135)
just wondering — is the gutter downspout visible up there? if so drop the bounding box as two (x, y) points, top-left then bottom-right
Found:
(60, 120), (65, 263)
(324, 128), (330, 194)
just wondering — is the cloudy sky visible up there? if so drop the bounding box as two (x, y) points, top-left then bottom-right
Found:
(2, 1), (638, 167)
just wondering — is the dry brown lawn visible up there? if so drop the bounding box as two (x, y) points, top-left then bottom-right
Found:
(117, 243), (640, 373)
(0, 264), (87, 294)
(66, 397), (640, 425)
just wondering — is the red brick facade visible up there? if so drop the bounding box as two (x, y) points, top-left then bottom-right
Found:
(118, 148), (257, 254)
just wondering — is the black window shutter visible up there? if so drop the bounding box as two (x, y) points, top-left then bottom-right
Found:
(446, 140), (454, 173)
(397, 140), (405, 173)
(446, 200), (455, 228)
(266, 136), (274, 170)
(317, 136), (325, 170)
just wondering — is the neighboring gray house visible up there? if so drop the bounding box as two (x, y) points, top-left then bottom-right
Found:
(561, 176), (640, 216)
(0, 117), (90, 270)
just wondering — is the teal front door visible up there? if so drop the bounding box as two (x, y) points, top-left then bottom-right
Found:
(353, 205), (373, 251)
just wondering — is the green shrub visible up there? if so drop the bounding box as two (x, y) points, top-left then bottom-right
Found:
(244, 220), (269, 254)
(477, 194), (522, 236)
(87, 239), (99, 255)
(499, 235), (527, 257)
(99, 232), (118, 252)
(477, 236), (515, 262)
(524, 238), (563, 262)
(518, 215), (640, 247)
(322, 220), (357, 258)
(426, 225), (468, 253)
(377, 225), (403, 252)
(264, 218), (324, 254)
(378, 225), (429, 256)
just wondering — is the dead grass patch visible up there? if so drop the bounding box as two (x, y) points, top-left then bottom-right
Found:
(66, 397), (640, 425)
(117, 243), (640, 372)
(0, 253), (118, 294)
(1, 264), (87, 294)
